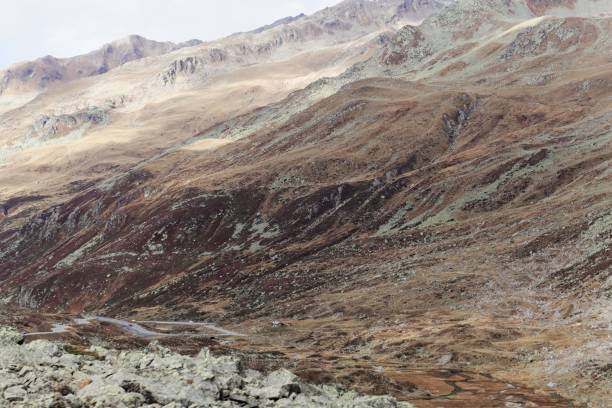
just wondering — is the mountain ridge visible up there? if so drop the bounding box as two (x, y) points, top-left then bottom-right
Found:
(0, 35), (204, 96)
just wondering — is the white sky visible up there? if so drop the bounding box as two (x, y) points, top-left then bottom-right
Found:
(0, 0), (341, 69)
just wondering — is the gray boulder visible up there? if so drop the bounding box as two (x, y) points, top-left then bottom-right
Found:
(3, 385), (26, 402)
(249, 369), (302, 400)
(0, 327), (23, 346)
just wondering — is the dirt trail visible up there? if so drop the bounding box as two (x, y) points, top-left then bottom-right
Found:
(24, 316), (245, 338)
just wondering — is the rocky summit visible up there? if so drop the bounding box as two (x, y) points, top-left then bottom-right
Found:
(0, 326), (412, 408)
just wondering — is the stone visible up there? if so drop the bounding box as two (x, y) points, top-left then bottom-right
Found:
(26, 339), (63, 358)
(78, 382), (144, 407)
(437, 353), (454, 365)
(18, 366), (33, 377)
(249, 369), (301, 400)
(4, 385), (26, 402)
(0, 376), (19, 393)
(0, 327), (23, 346)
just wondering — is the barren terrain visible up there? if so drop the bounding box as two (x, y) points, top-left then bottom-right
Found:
(1, 1), (611, 407)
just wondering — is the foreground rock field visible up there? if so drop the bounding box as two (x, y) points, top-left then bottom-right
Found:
(0, 326), (413, 408)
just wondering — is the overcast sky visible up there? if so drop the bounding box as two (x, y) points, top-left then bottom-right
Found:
(0, 0), (341, 69)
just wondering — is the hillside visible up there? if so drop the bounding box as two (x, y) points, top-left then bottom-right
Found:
(0, 0), (611, 407)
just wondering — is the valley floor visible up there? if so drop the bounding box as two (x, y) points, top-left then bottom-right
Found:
(2, 301), (607, 407)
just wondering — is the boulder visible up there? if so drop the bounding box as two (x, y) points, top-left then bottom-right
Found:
(78, 381), (144, 407)
(25, 339), (63, 358)
(3, 385), (26, 402)
(0, 326), (24, 346)
(249, 368), (301, 400)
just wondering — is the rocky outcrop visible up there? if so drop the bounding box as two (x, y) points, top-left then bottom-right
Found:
(381, 25), (431, 65)
(500, 18), (598, 60)
(0, 107), (110, 163)
(159, 50), (227, 86)
(27, 108), (109, 142)
(0, 326), (413, 407)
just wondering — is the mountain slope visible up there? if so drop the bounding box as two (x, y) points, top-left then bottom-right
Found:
(0, 0), (611, 406)
(0, 0), (454, 233)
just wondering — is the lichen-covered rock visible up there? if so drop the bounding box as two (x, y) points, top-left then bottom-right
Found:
(78, 381), (144, 407)
(249, 369), (301, 400)
(3, 385), (26, 402)
(25, 340), (62, 358)
(0, 326), (23, 346)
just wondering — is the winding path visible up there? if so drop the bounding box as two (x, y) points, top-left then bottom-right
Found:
(135, 320), (244, 337)
(25, 316), (244, 338)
